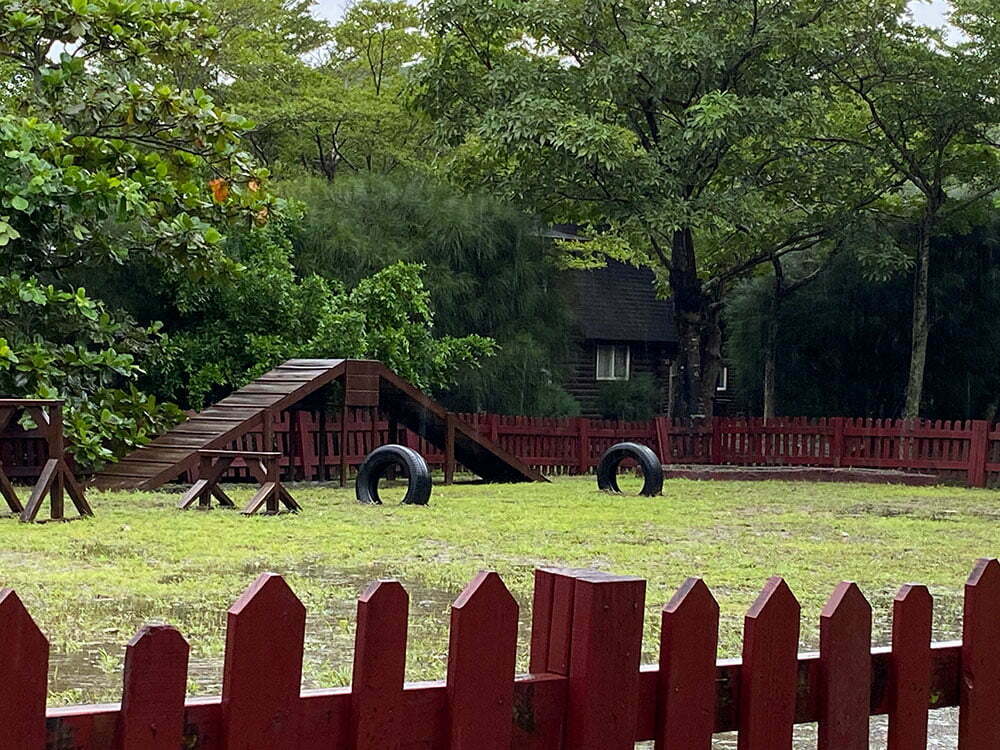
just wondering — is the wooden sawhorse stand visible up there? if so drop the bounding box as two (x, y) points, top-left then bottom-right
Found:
(0, 399), (92, 523)
(178, 450), (300, 515)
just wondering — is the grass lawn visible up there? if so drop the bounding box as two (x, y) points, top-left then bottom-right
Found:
(3, 475), (999, 706)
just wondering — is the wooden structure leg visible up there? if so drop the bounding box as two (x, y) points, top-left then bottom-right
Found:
(0, 464), (22, 514)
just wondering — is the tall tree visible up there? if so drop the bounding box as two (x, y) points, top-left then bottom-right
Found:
(418, 0), (905, 416)
(825, 7), (1000, 417)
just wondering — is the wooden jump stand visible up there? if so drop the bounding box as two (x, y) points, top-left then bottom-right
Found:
(178, 450), (300, 515)
(0, 399), (92, 523)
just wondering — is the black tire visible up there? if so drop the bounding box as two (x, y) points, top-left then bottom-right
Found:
(596, 442), (663, 497)
(356, 445), (432, 506)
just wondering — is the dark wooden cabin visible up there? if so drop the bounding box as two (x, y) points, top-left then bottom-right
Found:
(559, 261), (678, 416)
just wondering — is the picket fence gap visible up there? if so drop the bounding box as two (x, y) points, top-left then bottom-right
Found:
(2, 560), (999, 749)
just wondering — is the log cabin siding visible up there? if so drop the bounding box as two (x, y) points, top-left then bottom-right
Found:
(562, 338), (675, 416)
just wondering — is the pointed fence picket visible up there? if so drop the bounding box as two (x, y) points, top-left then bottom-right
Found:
(7, 561), (1000, 748)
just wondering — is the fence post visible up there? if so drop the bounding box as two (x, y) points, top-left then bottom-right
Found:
(564, 572), (646, 750)
(117, 625), (189, 750)
(968, 420), (989, 488)
(444, 412), (456, 485)
(576, 418), (590, 475)
(709, 417), (722, 465)
(489, 412), (500, 444)
(654, 416), (670, 465)
(831, 417), (845, 468)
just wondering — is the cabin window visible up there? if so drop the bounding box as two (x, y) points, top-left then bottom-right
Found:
(596, 344), (630, 380)
(716, 366), (729, 392)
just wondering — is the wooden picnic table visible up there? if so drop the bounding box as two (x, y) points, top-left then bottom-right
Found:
(178, 449), (300, 515)
(0, 399), (92, 522)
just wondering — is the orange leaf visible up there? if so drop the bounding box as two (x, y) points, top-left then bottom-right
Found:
(248, 179), (261, 193)
(209, 178), (229, 203)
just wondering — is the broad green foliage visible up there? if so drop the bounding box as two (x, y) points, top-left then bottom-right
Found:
(0, 0), (275, 275)
(596, 374), (659, 421)
(0, 0), (270, 463)
(148, 219), (495, 409)
(0, 276), (183, 468)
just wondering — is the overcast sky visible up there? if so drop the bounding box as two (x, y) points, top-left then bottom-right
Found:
(311, 0), (952, 25)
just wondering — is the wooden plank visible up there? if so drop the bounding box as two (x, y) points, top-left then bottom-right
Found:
(888, 584), (932, 750)
(0, 589), (48, 749)
(565, 572), (646, 750)
(116, 625), (189, 750)
(657, 577), (718, 750)
(447, 571), (518, 750)
(222, 574), (306, 749)
(20, 458), (57, 522)
(738, 577), (800, 749)
(959, 558), (1000, 748)
(350, 581), (408, 750)
(818, 582), (871, 750)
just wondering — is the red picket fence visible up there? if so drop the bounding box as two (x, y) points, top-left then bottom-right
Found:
(220, 412), (1000, 487)
(6, 409), (1000, 486)
(7, 559), (1000, 749)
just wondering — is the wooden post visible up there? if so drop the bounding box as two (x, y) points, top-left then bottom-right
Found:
(709, 416), (722, 465)
(444, 412), (456, 485)
(48, 403), (64, 520)
(489, 412), (500, 444)
(576, 417), (590, 475)
(968, 420), (989, 488)
(340, 401), (349, 488)
(654, 416), (670, 465)
(831, 417), (845, 468)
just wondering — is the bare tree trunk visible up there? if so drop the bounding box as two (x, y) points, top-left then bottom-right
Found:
(763, 311), (778, 421)
(903, 207), (934, 419)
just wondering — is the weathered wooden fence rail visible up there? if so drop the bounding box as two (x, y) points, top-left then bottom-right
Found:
(5, 411), (1000, 486)
(6, 559), (1000, 749)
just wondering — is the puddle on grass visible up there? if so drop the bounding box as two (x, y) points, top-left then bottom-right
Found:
(47, 561), (533, 705)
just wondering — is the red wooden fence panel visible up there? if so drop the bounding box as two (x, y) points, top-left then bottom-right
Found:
(447, 571), (518, 750)
(888, 583), (933, 750)
(221, 573), (306, 749)
(0, 588), (48, 750)
(959, 558), (1000, 748)
(818, 582), (871, 750)
(116, 625), (188, 750)
(738, 577), (800, 750)
(657, 577), (718, 750)
(351, 580), (408, 750)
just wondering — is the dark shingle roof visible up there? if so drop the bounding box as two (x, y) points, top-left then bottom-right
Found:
(562, 261), (676, 343)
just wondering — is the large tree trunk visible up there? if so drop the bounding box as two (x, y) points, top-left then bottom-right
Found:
(763, 308), (778, 421)
(903, 206), (934, 419)
(667, 228), (722, 418)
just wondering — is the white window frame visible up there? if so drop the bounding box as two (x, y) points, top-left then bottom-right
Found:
(596, 344), (630, 381)
(716, 365), (729, 392)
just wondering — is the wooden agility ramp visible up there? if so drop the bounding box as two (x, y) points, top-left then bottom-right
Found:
(93, 359), (545, 490)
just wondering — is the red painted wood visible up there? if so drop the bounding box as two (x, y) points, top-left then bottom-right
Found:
(446, 571), (518, 750)
(221, 573), (306, 749)
(959, 558), (1000, 748)
(738, 577), (800, 750)
(656, 577), (718, 750)
(116, 625), (189, 750)
(968, 421), (989, 487)
(565, 572), (646, 750)
(887, 583), (932, 750)
(0, 589), (48, 750)
(817, 582), (871, 750)
(351, 580), (409, 750)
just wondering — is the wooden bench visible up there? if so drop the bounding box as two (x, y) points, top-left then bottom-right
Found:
(0, 399), (92, 522)
(178, 450), (300, 515)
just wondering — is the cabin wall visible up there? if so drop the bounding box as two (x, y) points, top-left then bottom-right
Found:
(561, 339), (673, 417)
